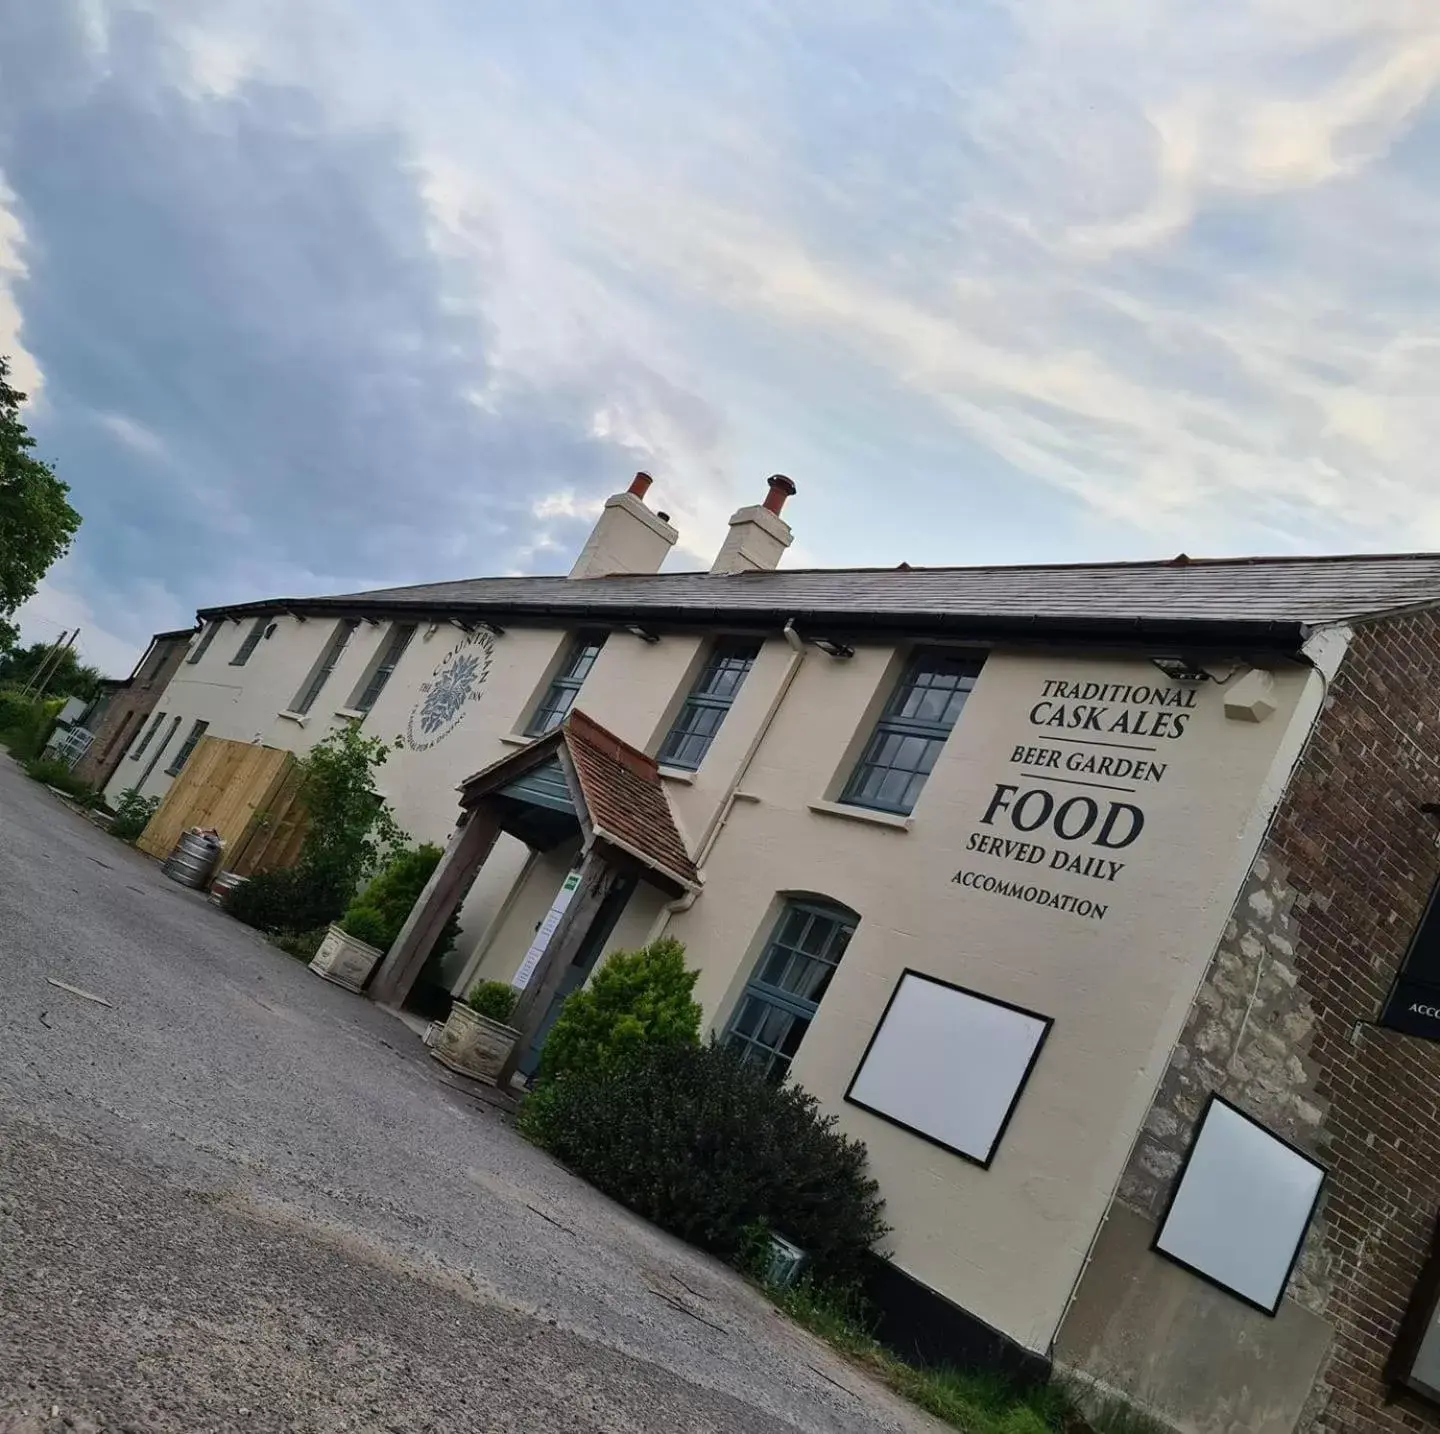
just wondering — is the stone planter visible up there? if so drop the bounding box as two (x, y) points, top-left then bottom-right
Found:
(308, 924), (385, 993)
(431, 1001), (520, 1085)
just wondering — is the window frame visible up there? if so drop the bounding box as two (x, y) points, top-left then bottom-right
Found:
(186, 622), (219, 665)
(349, 622), (416, 714)
(291, 619), (359, 716)
(658, 637), (761, 771)
(841, 650), (983, 816)
(230, 617), (269, 667)
(724, 898), (858, 1083)
(129, 710), (167, 761)
(165, 718), (210, 777)
(525, 631), (607, 736)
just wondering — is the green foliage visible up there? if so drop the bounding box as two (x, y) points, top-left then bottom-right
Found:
(339, 842), (456, 955)
(0, 689), (61, 759)
(536, 936), (701, 1086)
(270, 927), (327, 963)
(225, 725), (407, 938)
(223, 864), (353, 935)
(0, 356), (82, 651)
(109, 788), (161, 843)
(296, 724), (406, 895)
(521, 1039), (888, 1284)
(22, 756), (97, 803)
(0, 641), (102, 700)
(465, 980), (518, 1024)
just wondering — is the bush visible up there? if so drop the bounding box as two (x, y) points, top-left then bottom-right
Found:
(0, 691), (61, 760)
(465, 980), (518, 1024)
(537, 936), (701, 1085)
(338, 842), (456, 955)
(23, 756), (97, 803)
(521, 1039), (888, 1284)
(271, 927), (327, 962)
(223, 865), (352, 935)
(109, 787), (161, 843)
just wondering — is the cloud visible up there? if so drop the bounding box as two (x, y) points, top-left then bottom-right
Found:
(6, 0), (1440, 681)
(0, 177), (42, 399)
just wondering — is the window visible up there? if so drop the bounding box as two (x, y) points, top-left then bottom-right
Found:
(165, 719), (209, 776)
(350, 622), (416, 714)
(138, 715), (182, 788)
(659, 639), (760, 770)
(526, 632), (606, 735)
(291, 620), (359, 715)
(726, 900), (857, 1082)
(230, 617), (269, 667)
(187, 623), (219, 665)
(842, 651), (982, 815)
(130, 711), (167, 760)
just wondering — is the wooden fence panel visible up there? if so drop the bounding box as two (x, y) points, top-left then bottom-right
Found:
(228, 763), (311, 876)
(137, 738), (296, 865)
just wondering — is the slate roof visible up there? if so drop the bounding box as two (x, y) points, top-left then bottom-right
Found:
(458, 710), (697, 893)
(198, 552), (1440, 651)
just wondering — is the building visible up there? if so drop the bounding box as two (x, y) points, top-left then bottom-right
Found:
(112, 473), (1440, 1433)
(73, 627), (194, 790)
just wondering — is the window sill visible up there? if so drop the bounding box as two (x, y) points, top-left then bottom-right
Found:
(499, 732), (536, 748)
(658, 766), (696, 784)
(277, 710), (310, 727)
(333, 707), (367, 721)
(808, 800), (912, 832)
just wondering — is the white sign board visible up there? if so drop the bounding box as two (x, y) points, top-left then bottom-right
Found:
(510, 869), (583, 991)
(845, 970), (1052, 1168)
(1153, 1095), (1325, 1315)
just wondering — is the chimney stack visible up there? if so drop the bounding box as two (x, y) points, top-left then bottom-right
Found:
(569, 472), (679, 580)
(711, 475), (797, 574)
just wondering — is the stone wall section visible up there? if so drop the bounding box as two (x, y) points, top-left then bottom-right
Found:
(1116, 610), (1440, 1432)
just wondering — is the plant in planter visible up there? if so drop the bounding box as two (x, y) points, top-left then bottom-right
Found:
(310, 842), (458, 993)
(431, 980), (521, 1084)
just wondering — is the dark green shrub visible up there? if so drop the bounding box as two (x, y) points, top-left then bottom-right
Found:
(338, 843), (456, 955)
(109, 787), (161, 843)
(537, 936), (701, 1085)
(22, 756), (96, 803)
(521, 1040), (888, 1283)
(465, 980), (518, 1024)
(223, 865), (352, 935)
(271, 927), (327, 962)
(0, 693), (61, 759)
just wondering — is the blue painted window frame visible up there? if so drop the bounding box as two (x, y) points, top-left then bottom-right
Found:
(230, 617), (269, 667)
(658, 638), (761, 770)
(841, 651), (983, 815)
(725, 899), (857, 1082)
(187, 622), (219, 665)
(526, 632), (606, 735)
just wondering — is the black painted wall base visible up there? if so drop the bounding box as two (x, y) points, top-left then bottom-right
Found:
(861, 1254), (1052, 1389)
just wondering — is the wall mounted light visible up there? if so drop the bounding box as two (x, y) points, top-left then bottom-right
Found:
(626, 624), (661, 644)
(1151, 656), (1212, 682)
(814, 638), (855, 659)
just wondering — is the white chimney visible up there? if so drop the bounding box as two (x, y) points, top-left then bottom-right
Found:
(711, 475), (796, 574)
(569, 472), (679, 580)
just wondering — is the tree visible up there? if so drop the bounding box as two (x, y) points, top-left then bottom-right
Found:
(0, 640), (104, 700)
(0, 356), (82, 651)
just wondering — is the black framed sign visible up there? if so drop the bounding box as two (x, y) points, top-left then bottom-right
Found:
(1381, 874), (1440, 1041)
(844, 969), (1052, 1169)
(1387, 1210), (1440, 1410)
(1152, 1093), (1326, 1316)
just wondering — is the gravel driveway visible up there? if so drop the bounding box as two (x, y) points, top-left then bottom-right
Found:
(0, 757), (937, 1434)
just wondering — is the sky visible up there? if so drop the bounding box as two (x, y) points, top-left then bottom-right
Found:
(3, 1), (1440, 675)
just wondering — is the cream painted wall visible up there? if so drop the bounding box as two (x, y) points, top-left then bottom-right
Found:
(665, 645), (1326, 1352)
(113, 602), (1333, 1351)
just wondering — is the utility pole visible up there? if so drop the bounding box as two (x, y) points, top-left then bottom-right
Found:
(20, 629), (70, 698)
(31, 629), (78, 699)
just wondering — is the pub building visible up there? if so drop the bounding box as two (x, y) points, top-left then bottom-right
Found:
(115, 476), (1440, 1431)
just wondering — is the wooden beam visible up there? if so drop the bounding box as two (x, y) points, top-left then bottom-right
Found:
(367, 803), (502, 1008)
(499, 848), (620, 1084)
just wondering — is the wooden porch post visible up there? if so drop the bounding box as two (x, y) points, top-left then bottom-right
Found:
(367, 802), (503, 1009)
(498, 847), (621, 1084)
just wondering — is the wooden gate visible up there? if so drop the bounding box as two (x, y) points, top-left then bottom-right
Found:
(137, 737), (308, 874)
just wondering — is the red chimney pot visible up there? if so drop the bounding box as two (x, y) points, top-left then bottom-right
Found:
(628, 472), (654, 500)
(764, 474), (797, 515)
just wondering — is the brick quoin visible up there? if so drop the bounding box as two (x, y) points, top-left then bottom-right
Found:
(1125, 611), (1440, 1433)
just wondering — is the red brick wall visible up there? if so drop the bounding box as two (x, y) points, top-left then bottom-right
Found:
(75, 634), (190, 791)
(1271, 612), (1440, 1432)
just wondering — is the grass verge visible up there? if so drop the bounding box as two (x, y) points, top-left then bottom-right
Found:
(765, 1278), (1168, 1434)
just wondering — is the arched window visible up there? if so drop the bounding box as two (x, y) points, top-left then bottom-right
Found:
(725, 897), (858, 1082)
